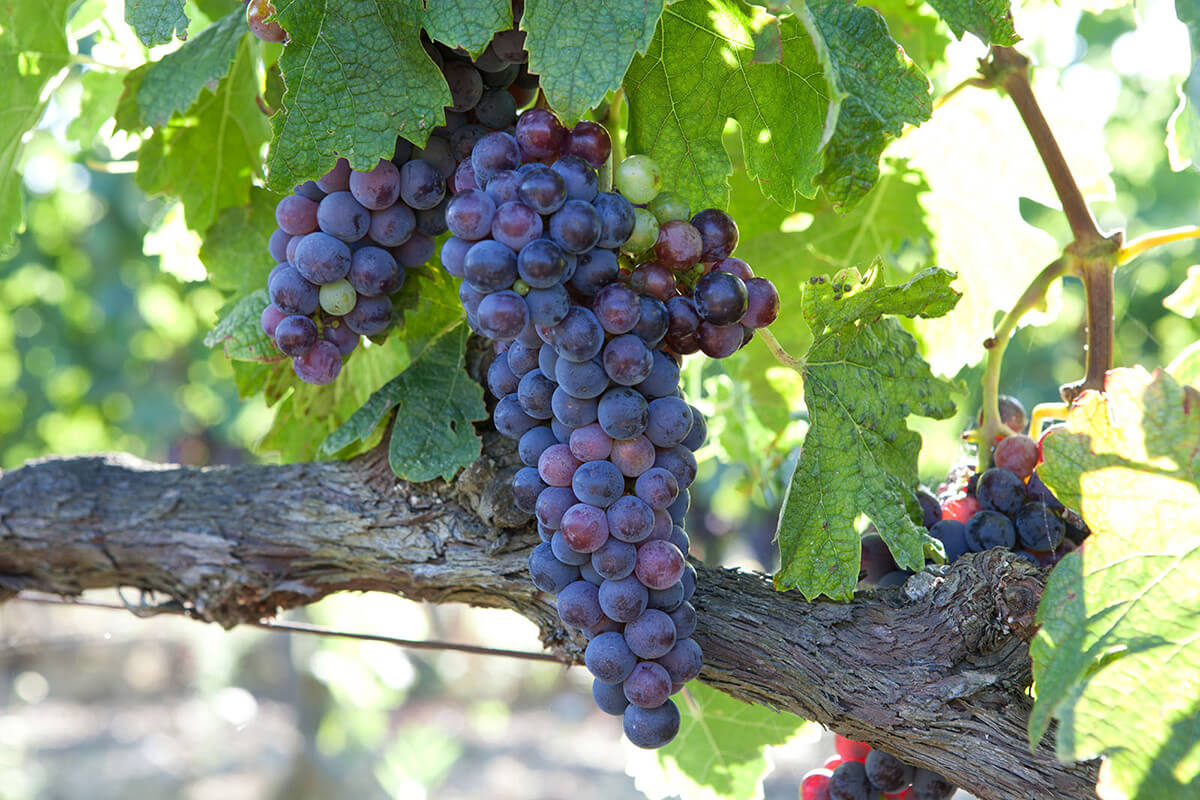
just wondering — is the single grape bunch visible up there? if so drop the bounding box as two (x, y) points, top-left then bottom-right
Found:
(801, 734), (956, 800)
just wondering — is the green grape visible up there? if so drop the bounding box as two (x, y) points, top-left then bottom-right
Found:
(623, 208), (660, 254)
(319, 279), (357, 315)
(647, 191), (690, 224)
(614, 155), (662, 204)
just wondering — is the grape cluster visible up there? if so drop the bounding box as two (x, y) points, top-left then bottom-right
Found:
(438, 103), (779, 746)
(801, 735), (956, 800)
(260, 35), (531, 385)
(859, 395), (1090, 587)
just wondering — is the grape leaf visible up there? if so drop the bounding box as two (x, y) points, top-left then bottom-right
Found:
(266, 0), (450, 190)
(1164, 264), (1200, 318)
(624, 0), (827, 213)
(204, 289), (286, 363)
(67, 69), (127, 148)
(136, 37), (270, 232)
(1169, 0), (1200, 171)
(125, 0), (189, 46)
(136, 8), (246, 127)
(0, 0), (72, 255)
(322, 267), (470, 460)
(920, 0), (1017, 45)
(774, 264), (960, 600)
(866, 0), (950, 70)
(1032, 367), (1200, 800)
(626, 683), (809, 800)
(522, 0), (663, 124)
(798, 0), (932, 211)
(1168, 340), (1200, 387)
(422, 0), (511, 56)
(199, 187), (282, 299)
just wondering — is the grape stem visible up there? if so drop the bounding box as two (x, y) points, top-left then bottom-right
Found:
(758, 327), (804, 372)
(16, 593), (567, 664)
(933, 76), (990, 111)
(1117, 226), (1200, 264)
(970, 257), (1068, 466)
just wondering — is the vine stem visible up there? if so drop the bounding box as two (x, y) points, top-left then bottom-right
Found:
(758, 328), (804, 372)
(970, 258), (1068, 465)
(1118, 226), (1200, 265)
(15, 594), (566, 664)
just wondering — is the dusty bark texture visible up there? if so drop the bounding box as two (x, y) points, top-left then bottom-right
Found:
(0, 448), (1097, 799)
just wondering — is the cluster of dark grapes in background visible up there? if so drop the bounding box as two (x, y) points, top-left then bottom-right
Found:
(801, 735), (956, 800)
(436, 97), (778, 747)
(860, 395), (1090, 588)
(258, 33), (534, 384)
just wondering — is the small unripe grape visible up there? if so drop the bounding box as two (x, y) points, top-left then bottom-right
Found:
(319, 279), (357, 315)
(623, 208), (660, 254)
(647, 191), (690, 224)
(615, 155), (663, 204)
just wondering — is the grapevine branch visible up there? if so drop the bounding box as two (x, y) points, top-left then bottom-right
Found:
(0, 449), (1098, 799)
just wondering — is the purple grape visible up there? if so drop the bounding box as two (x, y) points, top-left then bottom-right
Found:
(566, 121), (612, 168)
(484, 169), (521, 204)
(603, 335), (654, 386)
(694, 270), (748, 325)
(593, 192), (636, 248)
(512, 466), (546, 513)
(551, 529), (591, 566)
(293, 232), (352, 285)
(494, 393), (539, 439)
(830, 761), (875, 800)
(569, 422), (612, 462)
(487, 354), (519, 397)
(552, 306), (606, 363)
(551, 154), (599, 202)
(656, 638), (702, 685)
(538, 442), (582, 487)
(598, 387), (649, 440)
(268, 265), (319, 315)
(276, 194), (318, 235)
(697, 321), (743, 358)
(440, 235), (472, 278)
(475, 88), (517, 128)
(268, 228), (292, 262)
(624, 661), (672, 708)
(445, 189), (497, 241)
(668, 601), (696, 638)
(965, 510), (1017, 551)
(569, 248), (619, 297)
(443, 61), (484, 112)
(644, 397), (693, 448)
(525, 285), (571, 327)
(551, 386), (599, 428)
(591, 537), (637, 581)
(556, 356), (610, 399)
(667, 490), (689, 525)
(516, 370), (554, 420)
(414, 135), (456, 178)
(977, 468), (1028, 516)
(594, 678), (630, 715)
(260, 303), (287, 338)
(368, 204), (416, 246)
(635, 467), (679, 511)
(292, 339), (342, 385)
(742, 277), (779, 328)
(680, 407), (706, 451)
(624, 608), (677, 659)
(598, 575), (649, 623)
(636, 350), (680, 399)
(518, 164), (567, 214)
(471, 131), (522, 186)
(549, 199), (603, 254)
(348, 158), (401, 210)
(399, 159), (446, 210)
(463, 239), (518, 292)
(507, 340), (539, 377)
(654, 220), (703, 269)
(610, 435), (656, 477)
(623, 699), (680, 749)
(572, 460), (625, 508)
(393, 231), (436, 267)
(691, 208), (738, 262)
(535, 486), (577, 530)
(275, 314), (318, 356)
(348, 246), (402, 296)
(515, 108), (566, 159)
(343, 294), (392, 336)
(517, 238), (568, 288)
(322, 319), (359, 356)
(478, 291), (529, 341)
(1014, 502), (1065, 552)
(317, 191), (370, 242)
(528, 542), (579, 594)
(586, 631), (638, 683)
(519, 425), (559, 467)
(592, 283), (640, 335)
(635, 540), (685, 590)
(488, 201), (542, 252)
(654, 445), (698, 490)
(557, 580), (603, 629)
(316, 158), (351, 193)
(647, 581), (683, 612)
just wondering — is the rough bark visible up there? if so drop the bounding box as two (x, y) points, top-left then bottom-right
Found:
(0, 447), (1097, 799)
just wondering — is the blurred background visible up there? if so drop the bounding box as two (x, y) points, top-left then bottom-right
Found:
(2, 0), (1199, 797)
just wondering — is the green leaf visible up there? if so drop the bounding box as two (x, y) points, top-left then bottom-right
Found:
(1169, 0), (1200, 171)
(627, 683), (809, 800)
(866, 0), (950, 70)
(125, 0), (189, 46)
(920, 0), (1017, 46)
(66, 68), (127, 148)
(322, 266), (470, 460)
(1032, 367), (1200, 800)
(799, 0), (932, 211)
(136, 8), (246, 127)
(1164, 264), (1200, 318)
(266, 0), (450, 190)
(386, 324), (486, 481)
(774, 264), (960, 600)
(522, 0), (663, 123)
(114, 64), (150, 134)
(204, 289), (286, 362)
(422, 0), (511, 56)
(200, 186), (282, 298)
(136, 37), (271, 232)
(1167, 340), (1200, 386)
(625, 0), (827, 212)
(0, 0), (72, 255)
